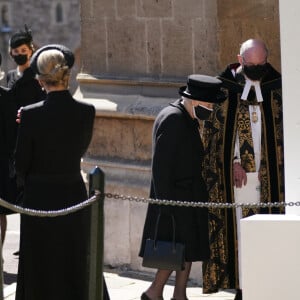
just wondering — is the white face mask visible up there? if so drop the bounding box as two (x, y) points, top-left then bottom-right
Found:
(193, 104), (213, 120)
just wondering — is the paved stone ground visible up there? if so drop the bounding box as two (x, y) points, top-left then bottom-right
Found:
(104, 268), (236, 300)
(2, 214), (19, 299)
(2, 214), (236, 300)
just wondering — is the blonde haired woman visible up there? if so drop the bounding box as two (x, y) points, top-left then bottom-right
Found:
(14, 45), (97, 300)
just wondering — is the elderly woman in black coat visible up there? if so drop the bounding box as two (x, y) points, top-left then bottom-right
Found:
(14, 45), (97, 300)
(139, 74), (226, 300)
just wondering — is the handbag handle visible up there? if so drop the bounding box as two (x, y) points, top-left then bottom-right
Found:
(153, 212), (177, 252)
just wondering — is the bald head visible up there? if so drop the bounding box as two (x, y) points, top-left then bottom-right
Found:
(238, 39), (268, 66)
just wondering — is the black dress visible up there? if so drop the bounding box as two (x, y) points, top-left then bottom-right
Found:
(15, 90), (95, 300)
(139, 99), (210, 262)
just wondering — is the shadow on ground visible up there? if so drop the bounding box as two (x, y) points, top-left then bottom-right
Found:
(104, 265), (199, 287)
(3, 271), (17, 285)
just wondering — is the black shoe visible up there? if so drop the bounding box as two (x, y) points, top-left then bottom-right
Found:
(234, 289), (242, 300)
(141, 293), (151, 300)
(141, 292), (163, 300)
(13, 250), (19, 256)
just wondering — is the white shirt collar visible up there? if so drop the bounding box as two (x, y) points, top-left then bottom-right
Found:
(241, 77), (263, 102)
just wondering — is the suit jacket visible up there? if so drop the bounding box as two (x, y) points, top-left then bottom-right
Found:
(15, 89), (95, 300)
(139, 99), (210, 262)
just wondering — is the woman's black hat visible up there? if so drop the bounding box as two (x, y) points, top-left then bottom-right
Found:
(30, 44), (75, 75)
(179, 74), (226, 103)
(9, 25), (33, 49)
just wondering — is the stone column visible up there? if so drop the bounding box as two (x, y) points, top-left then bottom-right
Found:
(279, 0), (300, 214)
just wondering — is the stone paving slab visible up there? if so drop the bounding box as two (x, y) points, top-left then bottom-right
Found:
(104, 270), (236, 300)
(4, 283), (16, 300)
(4, 274), (236, 300)
(2, 214), (236, 300)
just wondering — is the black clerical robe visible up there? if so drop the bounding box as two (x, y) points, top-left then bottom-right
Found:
(202, 63), (285, 292)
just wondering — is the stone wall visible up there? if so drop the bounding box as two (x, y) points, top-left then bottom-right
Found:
(80, 0), (220, 80)
(0, 0), (80, 92)
(78, 0), (281, 284)
(218, 0), (281, 71)
(80, 0), (280, 80)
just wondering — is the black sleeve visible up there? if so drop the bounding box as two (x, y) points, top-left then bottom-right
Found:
(151, 113), (181, 201)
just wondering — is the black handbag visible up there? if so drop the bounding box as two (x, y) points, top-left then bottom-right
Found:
(142, 212), (185, 271)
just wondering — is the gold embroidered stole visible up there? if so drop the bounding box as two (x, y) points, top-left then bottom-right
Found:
(237, 99), (266, 216)
(236, 101), (256, 172)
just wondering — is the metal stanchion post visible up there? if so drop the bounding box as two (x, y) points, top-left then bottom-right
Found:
(88, 166), (105, 300)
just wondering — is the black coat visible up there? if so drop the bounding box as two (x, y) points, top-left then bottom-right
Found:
(0, 91), (18, 211)
(6, 67), (46, 107)
(0, 67), (45, 213)
(139, 99), (210, 262)
(15, 90), (95, 300)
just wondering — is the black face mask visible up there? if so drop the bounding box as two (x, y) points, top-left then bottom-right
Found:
(194, 105), (213, 120)
(243, 64), (268, 81)
(12, 54), (28, 66)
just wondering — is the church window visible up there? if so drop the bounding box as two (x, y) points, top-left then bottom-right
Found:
(55, 3), (64, 23)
